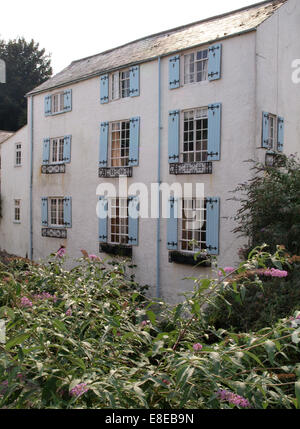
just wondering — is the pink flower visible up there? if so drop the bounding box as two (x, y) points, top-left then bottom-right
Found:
(218, 267), (235, 277)
(21, 297), (32, 308)
(33, 292), (57, 303)
(88, 254), (100, 261)
(141, 320), (149, 327)
(70, 383), (89, 398)
(66, 308), (72, 316)
(263, 268), (288, 278)
(162, 379), (170, 385)
(56, 247), (66, 258)
(193, 343), (203, 351)
(217, 390), (251, 408)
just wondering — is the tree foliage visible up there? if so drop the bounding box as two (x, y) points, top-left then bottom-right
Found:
(232, 155), (300, 257)
(0, 37), (52, 131)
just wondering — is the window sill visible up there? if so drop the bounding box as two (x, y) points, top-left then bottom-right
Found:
(169, 251), (211, 267)
(42, 228), (67, 238)
(169, 161), (212, 175)
(14, 164), (22, 168)
(13, 221), (21, 224)
(99, 243), (132, 258)
(99, 166), (132, 178)
(41, 164), (66, 174)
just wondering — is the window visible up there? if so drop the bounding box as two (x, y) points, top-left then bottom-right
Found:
(184, 49), (208, 84)
(180, 198), (207, 253)
(111, 69), (130, 100)
(51, 92), (65, 114)
(14, 199), (21, 222)
(15, 143), (22, 166)
(109, 198), (129, 244)
(267, 114), (277, 150)
(110, 121), (130, 167)
(182, 108), (208, 162)
(49, 197), (65, 227)
(50, 137), (64, 163)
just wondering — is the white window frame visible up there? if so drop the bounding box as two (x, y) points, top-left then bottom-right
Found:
(50, 137), (65, 164)
(13, 199), (21, 223)
(181, 107), (208, 163)
(51, 92), (64, 114)
(108, 197), (129, 245)
(49, 197), (65, 227)
(267, 114), (278, 150)
(15, 143), (22, 167)
(180, 198), (207, 253)
(110, 68), (131, 101)
(109, 120), (130, 167)
(182, 48), (208, 86)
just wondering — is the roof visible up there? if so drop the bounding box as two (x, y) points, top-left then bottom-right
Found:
(27, 0), (287, 96)
(0, 130), (14, 144)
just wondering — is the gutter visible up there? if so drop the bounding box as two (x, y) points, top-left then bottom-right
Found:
(156, 56), (162, 299)
(29, 96), (34, 260)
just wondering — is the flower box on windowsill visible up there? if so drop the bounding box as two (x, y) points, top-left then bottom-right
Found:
(42, 228), (67, 239)
(168, 251), (211, 267)
(99, 243), (132, 258)
(41, 164), (66, 174)
(98, 167), (132, 178)
(169, 161), (212, 175)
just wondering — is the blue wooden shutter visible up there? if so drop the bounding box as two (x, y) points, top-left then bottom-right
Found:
(44, 95), (52, 116)
(167, 197), (178, 250)
(98, 196), (108, 243)
(128, 196), (139, 246)
(63, 89), (72, 112)
(42, 138), (50, 164)
(169, 55), (180, 89)
(63, 197), (72, 228)
(100, 74), (109, 104)
(277, 116), (284, 152)
(130, 65), (140, 97)
(41, 197), (48, 226)
(168, 110), (180, 163)
(63, 135), (71, 163)
(129, 117), (140, 166)
(208, 44), (222, 81)
(262, 112), (270, 148)
(99, 122), (109, 167)
(206, 197), (220, 255)
(207, 103), (221, 161)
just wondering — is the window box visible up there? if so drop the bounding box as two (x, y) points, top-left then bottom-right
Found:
(41, 228), (67, 239)
(41, 164), (66, 174)
(98, 166), (132, 178)
(168, 251), (211, 266)
(169, 161), (212, 175)
(99, 243), (132, 258)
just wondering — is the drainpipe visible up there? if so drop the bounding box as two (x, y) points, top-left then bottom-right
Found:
(29, 96), (34, 260)
(156, 56), (162, 298)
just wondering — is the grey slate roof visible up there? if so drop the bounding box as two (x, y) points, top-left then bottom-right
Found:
(27, 0), (287, 96)
(0, 131), (14, 144)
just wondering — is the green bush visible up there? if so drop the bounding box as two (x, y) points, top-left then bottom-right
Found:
(0, 249), (300, 409)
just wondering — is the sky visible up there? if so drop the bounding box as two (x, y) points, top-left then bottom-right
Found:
(0, 0), (260, 74)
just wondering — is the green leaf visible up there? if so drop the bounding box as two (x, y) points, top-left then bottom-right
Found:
(52, 319), (67, 332)
(146, 310), (156, 325)
(264, 340), (276, 365)
(5, 333), (31, 350)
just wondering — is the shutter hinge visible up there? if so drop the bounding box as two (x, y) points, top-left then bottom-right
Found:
(168, 241), (177, 247)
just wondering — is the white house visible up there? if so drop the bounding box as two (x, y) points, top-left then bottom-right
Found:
(0, 0), (300, 303)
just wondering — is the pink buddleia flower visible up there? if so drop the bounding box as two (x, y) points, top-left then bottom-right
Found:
(263, 268), (288, 278)
(88, 254), (100, 261)
(217, 390), (251, 408)
(70, 383), (89, 398)
(193, 343), (203, 351)
(56, 247), (66, 258)
(20, 297), (33, 308)
(66, 308), (72, 316)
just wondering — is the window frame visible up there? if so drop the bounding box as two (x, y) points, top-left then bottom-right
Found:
(108, 197), (129, 245)
(180, 107), (209, 163)
(182, 48), (209, 86)
(51, 92), (65, 115)
(108, 120), (131, 167)
(267, 114), (278, 151)
(179, 198), (207, 254)
(15, 142), (22, 167)
(13, 199), (21, 223)
(49, 137), (65, 164)
(110, 68), (131, 101)
(48, 197), (65, 228)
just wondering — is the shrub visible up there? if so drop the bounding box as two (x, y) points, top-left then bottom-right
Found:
(0, 249), (299, 409)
